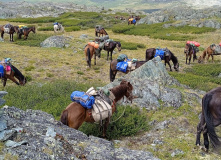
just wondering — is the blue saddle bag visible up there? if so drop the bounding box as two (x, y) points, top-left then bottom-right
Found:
(116, 61), (128, 73)
(70, 91), (95, 109)
(155, 49), (165, 60)
(0, 65), (4, 78)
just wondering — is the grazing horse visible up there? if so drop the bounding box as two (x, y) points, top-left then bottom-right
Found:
(54, 24), (64, 33)
(85, 44), (96, 68)
(0, 24), (15, 42)
(184, 43), (198, 64)
(196, 87), (221, 152)
(103, 41), (121, 61)
(18, 26), (36, 40)
(0, 64), (27, 87)
(95, 27), (108, 37)
(198, 44), (216, 63)
(110, 59), (147, 82)
(60, 80), (133, 138)
(145, 48), (179, 71)
(128, 19), (136, 25)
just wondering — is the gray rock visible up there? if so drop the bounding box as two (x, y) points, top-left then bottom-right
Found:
(40, 36), (70, 48)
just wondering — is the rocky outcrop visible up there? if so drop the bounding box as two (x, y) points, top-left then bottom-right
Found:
(104, 56), (184, 110)
(138, 6), (221, 28)
(40, 36), (72, 48)
(0, 106), (160, 160)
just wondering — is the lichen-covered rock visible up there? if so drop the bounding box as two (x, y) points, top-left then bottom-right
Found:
(40, 36), (71, 48)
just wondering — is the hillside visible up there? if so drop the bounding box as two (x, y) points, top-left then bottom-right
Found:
(0, 1), (221, 160)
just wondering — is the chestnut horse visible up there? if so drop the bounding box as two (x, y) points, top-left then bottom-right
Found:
(0, 64), (27, 87)
(0, 24), (16, 42)
(184, 43), (198, 64)
(110, 59), (147, 82)
(103, 41), (121, 61)
(85, 44), (96, 68)
(145, 48), (179, 71)
(60, 80), (133, 138)
(198, 44), (216, 63)
(196, 87), (221, 152)
(95, 28), (108, 37)
(18, 26), (36, 40)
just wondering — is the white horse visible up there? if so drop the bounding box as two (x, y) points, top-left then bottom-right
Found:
(54, 24), (64, 33)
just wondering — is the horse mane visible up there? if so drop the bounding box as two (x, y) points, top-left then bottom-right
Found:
(102, 28), (108, 35)
(11, 65), (25, 81)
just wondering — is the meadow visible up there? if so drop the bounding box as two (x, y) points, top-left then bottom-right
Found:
(0, 11), (221, 159)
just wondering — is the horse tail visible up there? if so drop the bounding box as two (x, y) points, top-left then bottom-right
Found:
(203, 93), (221, 148)
(60, 110), (69, 126)
(87, 48), (91, 67)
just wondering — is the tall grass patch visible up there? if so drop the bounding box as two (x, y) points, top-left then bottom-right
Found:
(79, 106), (149, 139)
(1, 80), (105, 119)
(169, 63), (221, 91)
(112, 23), (215, 41)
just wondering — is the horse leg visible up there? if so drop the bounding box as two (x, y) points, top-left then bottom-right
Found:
(110, 51), (113, 61)
(102, 118), (110, 138)
(203, 128), (209, 151)
(186, 55), (188, 64)
(211, 54), (214, 63)
(110, 65), (117, 82)
(94, 52), (96, 65)
(196, 114), (205, 146)
(107, 51), (109, 61)
(189, 55), (191, 65)
(11, 34), (14, 42)
(3, 78), (7, 87)
(1, 32), (4, 39)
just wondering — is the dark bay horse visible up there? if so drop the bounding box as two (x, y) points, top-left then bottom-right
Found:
(0, 65), (27, 87)
(18, 26), (36, 40)
(95, 27), (108, 37)
(196, 87), (221, 152)
(85, 44), (96, 68)
(60, 80), (133, 138)
(110, 59), (147, 82)
(184, 43), (198, 64)
(145, 48), (179, 71)
(103, 41), (121, 61)
(0, 24), (15, 42)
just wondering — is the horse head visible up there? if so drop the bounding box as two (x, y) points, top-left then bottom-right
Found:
(120, 80), (133, 103)
(32, 26), (36, 33)
(174, 62), (179, 71)
(19, 77), (27, 86)
(184, 43), (190, 54)
(116, 42), (121, 52)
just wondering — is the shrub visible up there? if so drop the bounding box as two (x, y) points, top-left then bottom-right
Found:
(38, 26), (54, 31)
(79, 106), (149, 139)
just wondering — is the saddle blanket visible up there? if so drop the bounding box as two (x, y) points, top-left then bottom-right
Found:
(155, 49), (164, 60)
(70, 91), (95, 109)
(116, 61), (128, 72)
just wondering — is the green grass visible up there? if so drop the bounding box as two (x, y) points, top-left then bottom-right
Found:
(169, 63), (221, 91)
(112, 23), (216, 41)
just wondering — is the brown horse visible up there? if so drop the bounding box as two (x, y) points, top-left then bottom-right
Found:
(60, 80), (133, 138)
(184, 43), (198, 64)
(85, 44), (96, 68)
(95, 27), (108, 37)
(145, 48), (179, 71)
(18, 26), (36, 40)
(0, 64), (27, 87)
(198, 44), (216, 63)
(0, 24), (16, 42)
(196, 87), (221, 152)
(110, 59), (147, 82)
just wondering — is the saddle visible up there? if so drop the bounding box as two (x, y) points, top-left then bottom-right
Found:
(0, 58), (12, 75)
(3, 24), (13, 33)
(86, 87), (115, 122)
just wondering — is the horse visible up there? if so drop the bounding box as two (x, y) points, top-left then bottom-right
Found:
(85, 44), (96, 68)
(54, 24), (64, 33)
(184, 43), (198, 64)
(196, 87), (221, 152)
(60, 80), (134, 138)
(145, 48), (179, 71)
(198, 44), (216, 63)
(103, 41), (121, 61)
(0, 24), (16, 42)
(0, 64), (27, 87)
(17, 26), (36, 40)
(128, 19), (136, 25)
(95, 27), (108, 37)
(110, 59), (147, 82)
